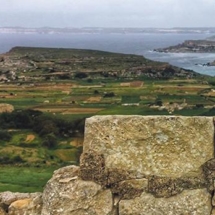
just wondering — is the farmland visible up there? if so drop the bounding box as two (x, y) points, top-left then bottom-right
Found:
(0, 47), (215, 192)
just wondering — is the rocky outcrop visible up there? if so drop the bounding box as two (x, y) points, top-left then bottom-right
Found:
(155, 40), (215, 53)
(2, 115), (215, 214)
(42, 165), (113, 215)
(0, 192), (42, 215)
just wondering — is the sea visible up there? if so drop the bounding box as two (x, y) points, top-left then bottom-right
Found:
(0, 32), (215, 76)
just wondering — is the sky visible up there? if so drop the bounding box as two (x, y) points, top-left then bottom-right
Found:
(1, 0), (215, 28)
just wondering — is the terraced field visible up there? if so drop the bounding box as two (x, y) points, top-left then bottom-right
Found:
(0, 47), (215, 192)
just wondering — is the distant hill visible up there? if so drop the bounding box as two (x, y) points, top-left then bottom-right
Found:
(0, 46), (204, 83)
(154, 40), (215, 53)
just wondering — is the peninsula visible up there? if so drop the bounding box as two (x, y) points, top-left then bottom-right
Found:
(154, 39), (215, 53)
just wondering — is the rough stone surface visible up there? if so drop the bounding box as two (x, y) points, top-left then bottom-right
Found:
(79, 150), (107, 186)
(8, 194), (42, 215)
(111, 178), (148, 199)
(148, 173), (206, 198)
(8, 198), (32, 215)
(0, 207), (6, 215)
(83, 115), (214, 177)
(0, 191), (41, 214)
(203, 158), (215, 192)
(42, 165), (113, 215)
(0, 191), (40, 206)
(119, 189), (212, 215)
(211, 208), (215, 215)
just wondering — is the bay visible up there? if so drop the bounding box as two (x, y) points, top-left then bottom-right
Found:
(0, 32), (215, 76)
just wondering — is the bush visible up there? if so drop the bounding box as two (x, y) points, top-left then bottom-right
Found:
(94, 90), (99, 94)
(74, 72), (88, 79)
(154, 98), (163, 106)
(42, 133), (57, 148)
(0, 130), (12, 141)
(0, 154), (24, 164)
(103, 92), (115, 97)
(195, 104), (204, 108)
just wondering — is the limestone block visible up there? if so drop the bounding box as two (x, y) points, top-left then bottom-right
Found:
(211, 208), (215, 215)
(41, 165), (113, 215)
(148, 174), (206, 198)
(203, 159), (215, 192)
(111, 178), (148, 199)
(9, 198), (31, 215)
(0, 207), (6, 215)
(119, 189), (212, 215)
(7, 193), (42, 215)
(83, 115), (214, 177)
(0, 191), (40, 206)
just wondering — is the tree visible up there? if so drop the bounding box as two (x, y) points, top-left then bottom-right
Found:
(35, 119), (59, 136)
(74, 72), (88, 79)
(0, 130), (11, 141)
(42, 133), (57, 148)
(155, 98), (162, 106)
(103, 92), (115, 97)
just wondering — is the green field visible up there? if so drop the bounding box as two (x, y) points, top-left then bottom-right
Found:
(0, 47), (215, 192)
(0, 166), (57, 192)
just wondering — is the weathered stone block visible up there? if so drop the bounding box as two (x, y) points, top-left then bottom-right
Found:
(83, 115), (214, 177)
(119, 189), (212, 215)
(111, 178), (148, 199)
(211, 208), (215, 215)
(8, 198), (32, 215)
(148, 174), (206, 198)
(42, 165), (113, 215)
(0, 207), (6, 215)
(0, 191), (41, 215)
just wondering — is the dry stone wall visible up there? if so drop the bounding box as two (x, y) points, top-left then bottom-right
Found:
(1, 115), (215, 215)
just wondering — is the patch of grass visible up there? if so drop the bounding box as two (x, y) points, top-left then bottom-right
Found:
(121, 95), (140, 103)
(0, 166), (57, 192)
(98, 106), (169, 115)
(174, 108), (207, 116)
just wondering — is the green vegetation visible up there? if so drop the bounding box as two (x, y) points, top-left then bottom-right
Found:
(0, 47), (215, 193)
(0, 166), (56, 192)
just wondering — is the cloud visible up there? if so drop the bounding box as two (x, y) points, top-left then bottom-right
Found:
(0, 0), (214, 27)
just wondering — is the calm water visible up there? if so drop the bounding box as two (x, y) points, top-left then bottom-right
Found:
(0, 32), (215, 76)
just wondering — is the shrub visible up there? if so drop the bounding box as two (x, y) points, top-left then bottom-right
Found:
(42, 133), (57, 148)
(74, 72), (88, 79)
(0, 130), (12, 141)
(103, 92), (115, 97)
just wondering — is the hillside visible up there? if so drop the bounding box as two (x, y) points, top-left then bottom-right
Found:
(0, 46), (203, 83)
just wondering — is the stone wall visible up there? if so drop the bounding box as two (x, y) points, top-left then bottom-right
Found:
(1, 115), (215, 215)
